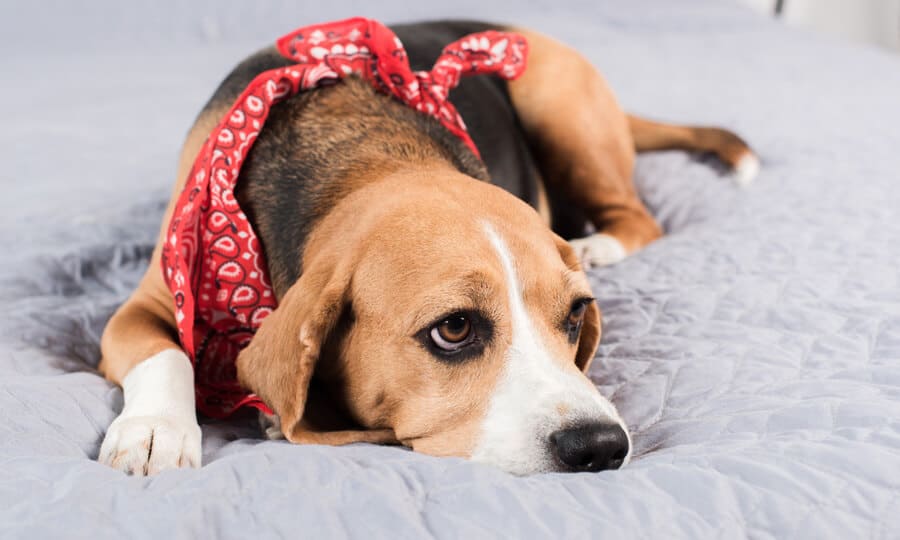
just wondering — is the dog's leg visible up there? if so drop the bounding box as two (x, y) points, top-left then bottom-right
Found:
(97, 273), (201, 475)
(507, 29), (656, 268)
(507, 29), (756, 267)
(97, 111), (223, 475)
(628, 115), (759, 187)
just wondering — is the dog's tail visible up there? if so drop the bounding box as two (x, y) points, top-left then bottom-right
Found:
(627, 115), (759, 186)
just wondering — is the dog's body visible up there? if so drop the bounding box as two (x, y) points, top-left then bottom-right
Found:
(98, 21), (757, 475)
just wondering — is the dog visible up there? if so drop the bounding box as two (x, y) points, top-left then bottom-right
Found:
(97, 20), (757, 476)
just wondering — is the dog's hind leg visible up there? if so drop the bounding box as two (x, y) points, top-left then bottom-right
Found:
(628, 115), (759, 187)
(505, 28), (658, 267)
(506, 28), (756, 267)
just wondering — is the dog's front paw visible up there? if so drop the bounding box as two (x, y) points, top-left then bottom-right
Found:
(568, 233), (627, 269)
(99, 349), (200, 475)
(99, 415), (201, 475)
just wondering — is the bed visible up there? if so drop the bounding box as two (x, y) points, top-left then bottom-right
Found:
(2, 0), (899, 537)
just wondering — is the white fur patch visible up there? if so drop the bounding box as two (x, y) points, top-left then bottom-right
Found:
(568, 233), (628, 269)
(470, 223), (630, 474)
(98, 349), (201, 475)
(734, 152), (760, 187)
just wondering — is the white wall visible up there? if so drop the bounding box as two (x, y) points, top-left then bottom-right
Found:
(738, 0), (900, 52)
(738, 0), (777, 13)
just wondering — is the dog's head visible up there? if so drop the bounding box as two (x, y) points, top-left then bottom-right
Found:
(237, 170), (630, 474)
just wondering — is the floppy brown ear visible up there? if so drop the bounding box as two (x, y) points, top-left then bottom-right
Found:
(555, 235), (603, 373)
(235, 262), (349, 443)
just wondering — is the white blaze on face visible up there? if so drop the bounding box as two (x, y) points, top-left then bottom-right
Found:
(470, 222), (630, 475)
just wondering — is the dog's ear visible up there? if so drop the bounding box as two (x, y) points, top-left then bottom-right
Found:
(236, 259), (350, 442)
(555, 235), (603, 373)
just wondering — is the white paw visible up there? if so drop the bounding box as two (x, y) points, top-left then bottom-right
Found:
(259, 411), (285, 440)
(733, 153), (760, 187)
(568, 233), (627, 269)
(98, 349), (201, 475)
(99, 415), (201, 475)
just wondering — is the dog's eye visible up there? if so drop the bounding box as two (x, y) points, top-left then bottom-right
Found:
(430, 315), (474, 351)
(568, 302), (588, 327)
(417, 311), (491, 361)
(565, 298), (594, 341)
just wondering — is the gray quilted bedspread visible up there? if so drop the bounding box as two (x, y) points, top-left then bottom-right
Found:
(2, 0), (899, 537)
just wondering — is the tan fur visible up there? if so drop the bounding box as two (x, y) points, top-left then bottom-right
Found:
(98, 108), (225, 383)
(628, 115), (754, 167)
(506, 28), (662, 254)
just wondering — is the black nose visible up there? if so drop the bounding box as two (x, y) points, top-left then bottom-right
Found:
(549, 423), (629, 472)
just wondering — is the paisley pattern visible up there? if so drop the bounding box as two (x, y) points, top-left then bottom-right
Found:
(160, 17), (529, 418)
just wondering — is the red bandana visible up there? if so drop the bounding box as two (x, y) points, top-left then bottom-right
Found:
(160, 18), (529, 419)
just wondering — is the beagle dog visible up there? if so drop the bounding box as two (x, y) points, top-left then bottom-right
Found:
(97, 20), (757, 476)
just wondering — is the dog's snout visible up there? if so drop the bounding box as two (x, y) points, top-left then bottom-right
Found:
(549, 422), (629, 472)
